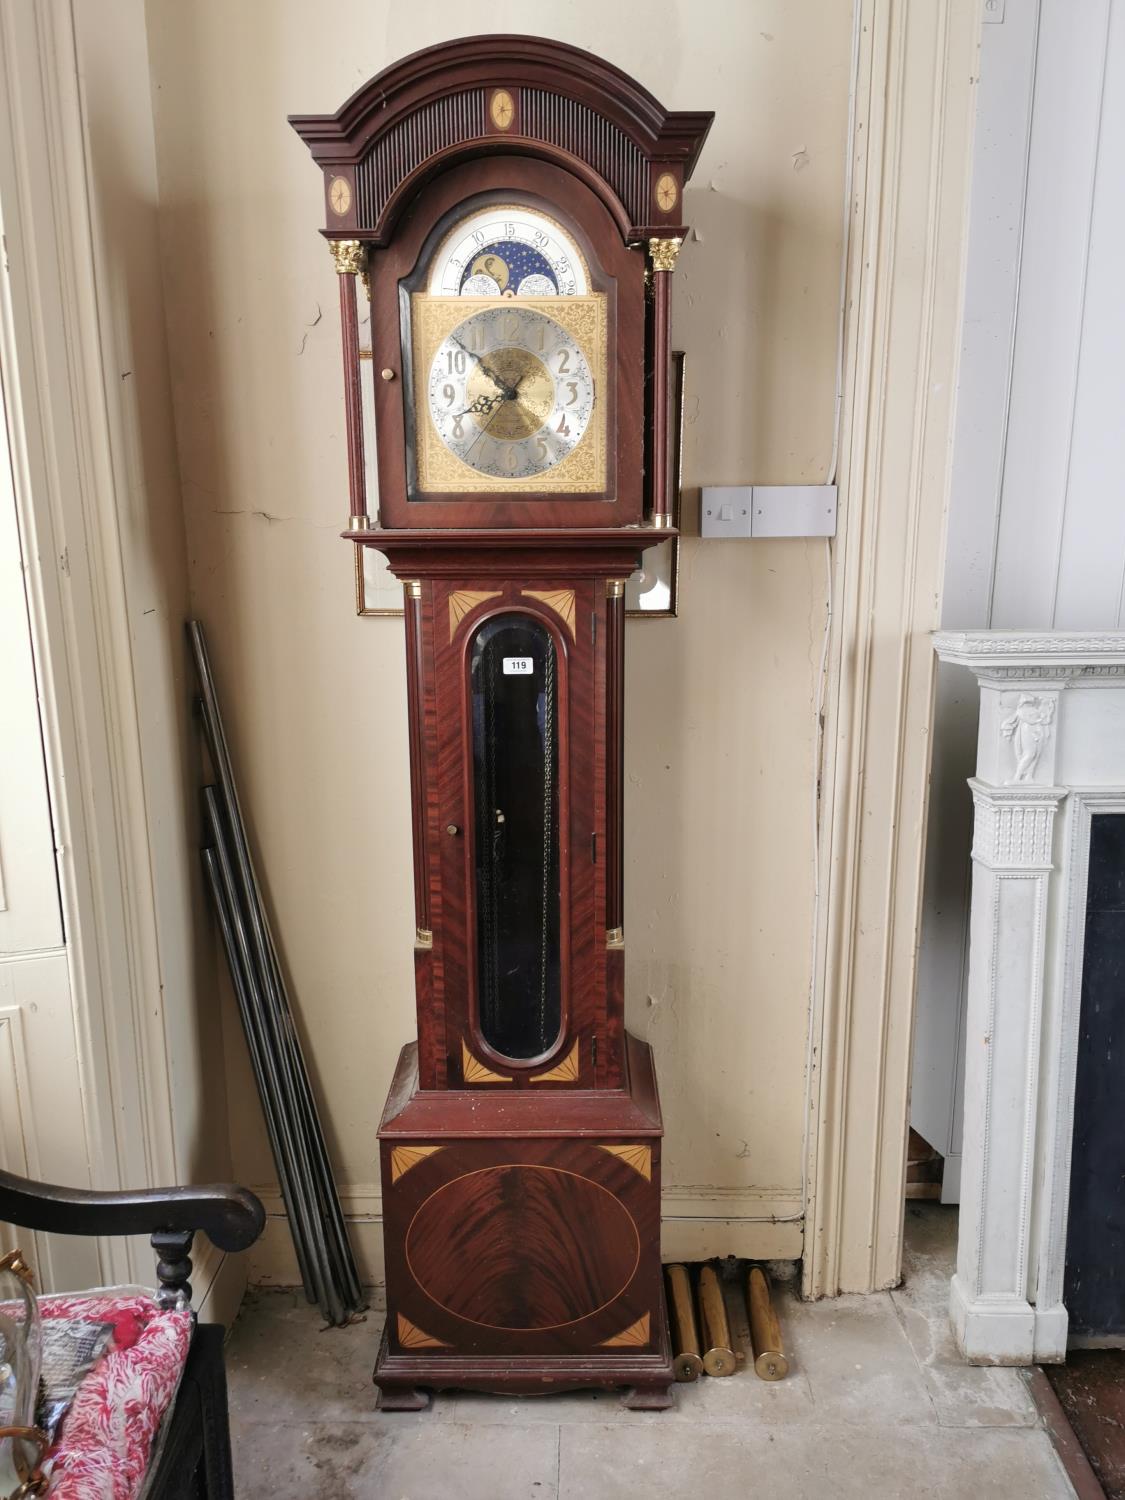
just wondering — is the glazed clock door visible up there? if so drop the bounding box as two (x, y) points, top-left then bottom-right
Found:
(366, 156), (647, 530)
(433, 582), (600, 1088)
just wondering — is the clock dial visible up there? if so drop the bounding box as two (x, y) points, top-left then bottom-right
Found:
(428, 206), (589, 297)
(426, 305), (595, 481)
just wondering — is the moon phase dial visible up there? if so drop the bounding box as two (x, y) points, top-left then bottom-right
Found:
(428, 206), (589, 297)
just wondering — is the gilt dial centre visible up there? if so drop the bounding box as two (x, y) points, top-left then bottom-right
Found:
(466, 349), (553, 440)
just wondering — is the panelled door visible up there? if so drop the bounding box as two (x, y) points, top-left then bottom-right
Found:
(0, 408), (92, 1289)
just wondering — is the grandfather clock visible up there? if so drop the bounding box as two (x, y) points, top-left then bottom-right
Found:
(292, 37), (711, 1410)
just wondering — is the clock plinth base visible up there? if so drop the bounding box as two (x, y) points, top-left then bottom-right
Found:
(372, 1320), (676, 1411)
(375, 1034), (673, 1408)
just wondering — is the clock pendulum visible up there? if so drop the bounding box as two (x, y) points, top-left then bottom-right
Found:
(292, 36), (713, 1410)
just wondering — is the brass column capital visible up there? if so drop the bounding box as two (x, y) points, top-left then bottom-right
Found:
(330, 238), (367, 276)
(648, 236), (683, 273)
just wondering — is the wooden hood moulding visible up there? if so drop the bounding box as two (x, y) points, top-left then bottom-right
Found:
(288, 34), (713, 244)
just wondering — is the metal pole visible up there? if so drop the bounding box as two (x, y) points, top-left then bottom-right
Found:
(190, 622), (362, 1320)
(202, 792), (328, 1313)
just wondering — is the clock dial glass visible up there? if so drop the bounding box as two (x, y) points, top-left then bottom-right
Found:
(428, 206), (589, 297)
(425, 304), (595, 482)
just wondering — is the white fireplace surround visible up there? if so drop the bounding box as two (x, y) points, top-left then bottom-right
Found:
(932, 630), (1125, 1364)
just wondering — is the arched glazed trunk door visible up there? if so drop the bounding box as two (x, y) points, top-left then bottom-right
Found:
(431, 581), (601, 1087)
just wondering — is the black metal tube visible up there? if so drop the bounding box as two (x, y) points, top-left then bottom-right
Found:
(189, 622), (363, 1320)
(202, 794), (326, 1312)
(201, 845), (316, 1301)
(198, 717), (348, 1325)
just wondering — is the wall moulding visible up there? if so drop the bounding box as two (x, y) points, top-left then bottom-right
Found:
(246, 1184), (805, 1290)
(0, 0), (228, 1292)
(803, 0), (983, 1298)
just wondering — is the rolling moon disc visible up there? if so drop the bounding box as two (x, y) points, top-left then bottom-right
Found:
(517, 273), (557, 297)
(461, 273), (502, 297)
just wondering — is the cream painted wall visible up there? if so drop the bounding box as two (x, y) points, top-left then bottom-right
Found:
(143, 0), (850, 1280)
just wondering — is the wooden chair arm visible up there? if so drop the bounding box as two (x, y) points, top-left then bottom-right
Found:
(0, 1168), (265, 1304)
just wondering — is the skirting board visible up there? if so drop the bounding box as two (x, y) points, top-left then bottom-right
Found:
(193, 1238), (249, 1330)
(246, 1185), (804, 1293)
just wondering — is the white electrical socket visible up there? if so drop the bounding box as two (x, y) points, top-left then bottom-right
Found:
(700, 485), (837, 539)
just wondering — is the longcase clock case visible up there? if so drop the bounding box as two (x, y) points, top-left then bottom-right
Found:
(292, 36), (712, 1409)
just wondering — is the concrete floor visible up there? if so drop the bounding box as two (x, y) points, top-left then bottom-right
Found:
(226, 1204), (1076, 1498)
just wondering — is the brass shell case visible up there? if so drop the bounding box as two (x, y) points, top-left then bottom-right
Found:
(697, 1264), (737, 1377)
(664, 1264), (704, 1382)
(747, 1266), (789, 1381)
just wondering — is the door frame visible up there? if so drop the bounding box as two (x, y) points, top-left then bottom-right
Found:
(803, 0), (983, 1297)
(0, 0), (178, 1285)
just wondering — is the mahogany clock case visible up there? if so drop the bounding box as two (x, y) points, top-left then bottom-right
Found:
(373, 156), (643, 529)
(290, 35), (714, 1410)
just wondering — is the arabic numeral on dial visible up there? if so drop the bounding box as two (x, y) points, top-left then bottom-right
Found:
(452, 414), (465, 439)
(556, 414), (571, 437)
(557, 349), (571, 375)
(445, 349), (466, 375)
(504, 221), (515, 238)
(535, 438), (549, 463)
(500, 312), (520, 342)
(472, 229), (484, 245)
(442, 383), (456, 407)
(565, 381), (578, 406)
(503, 445), (518, 474)
(533, 229), (547, 246)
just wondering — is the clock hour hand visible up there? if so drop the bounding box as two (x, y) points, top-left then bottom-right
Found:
(461, 396), (506, 463)
(449, 392), (504, 421)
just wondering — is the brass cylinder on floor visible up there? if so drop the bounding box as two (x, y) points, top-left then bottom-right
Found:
(747, 1266), (789, 1381)
(664, 1265), (704, 1382)
(696, 1264), (737, 1377)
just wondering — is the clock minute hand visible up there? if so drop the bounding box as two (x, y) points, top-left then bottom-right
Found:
(450, 334), (517, 401)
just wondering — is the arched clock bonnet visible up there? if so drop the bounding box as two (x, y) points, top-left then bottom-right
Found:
(290, 35), (712, 531)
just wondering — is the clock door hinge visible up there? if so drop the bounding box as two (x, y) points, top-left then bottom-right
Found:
(591, 611), (597, 644)
(591, 831), (598, 864)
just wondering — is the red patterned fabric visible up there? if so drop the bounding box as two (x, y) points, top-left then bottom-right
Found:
(38, 1293), (192, 1500)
